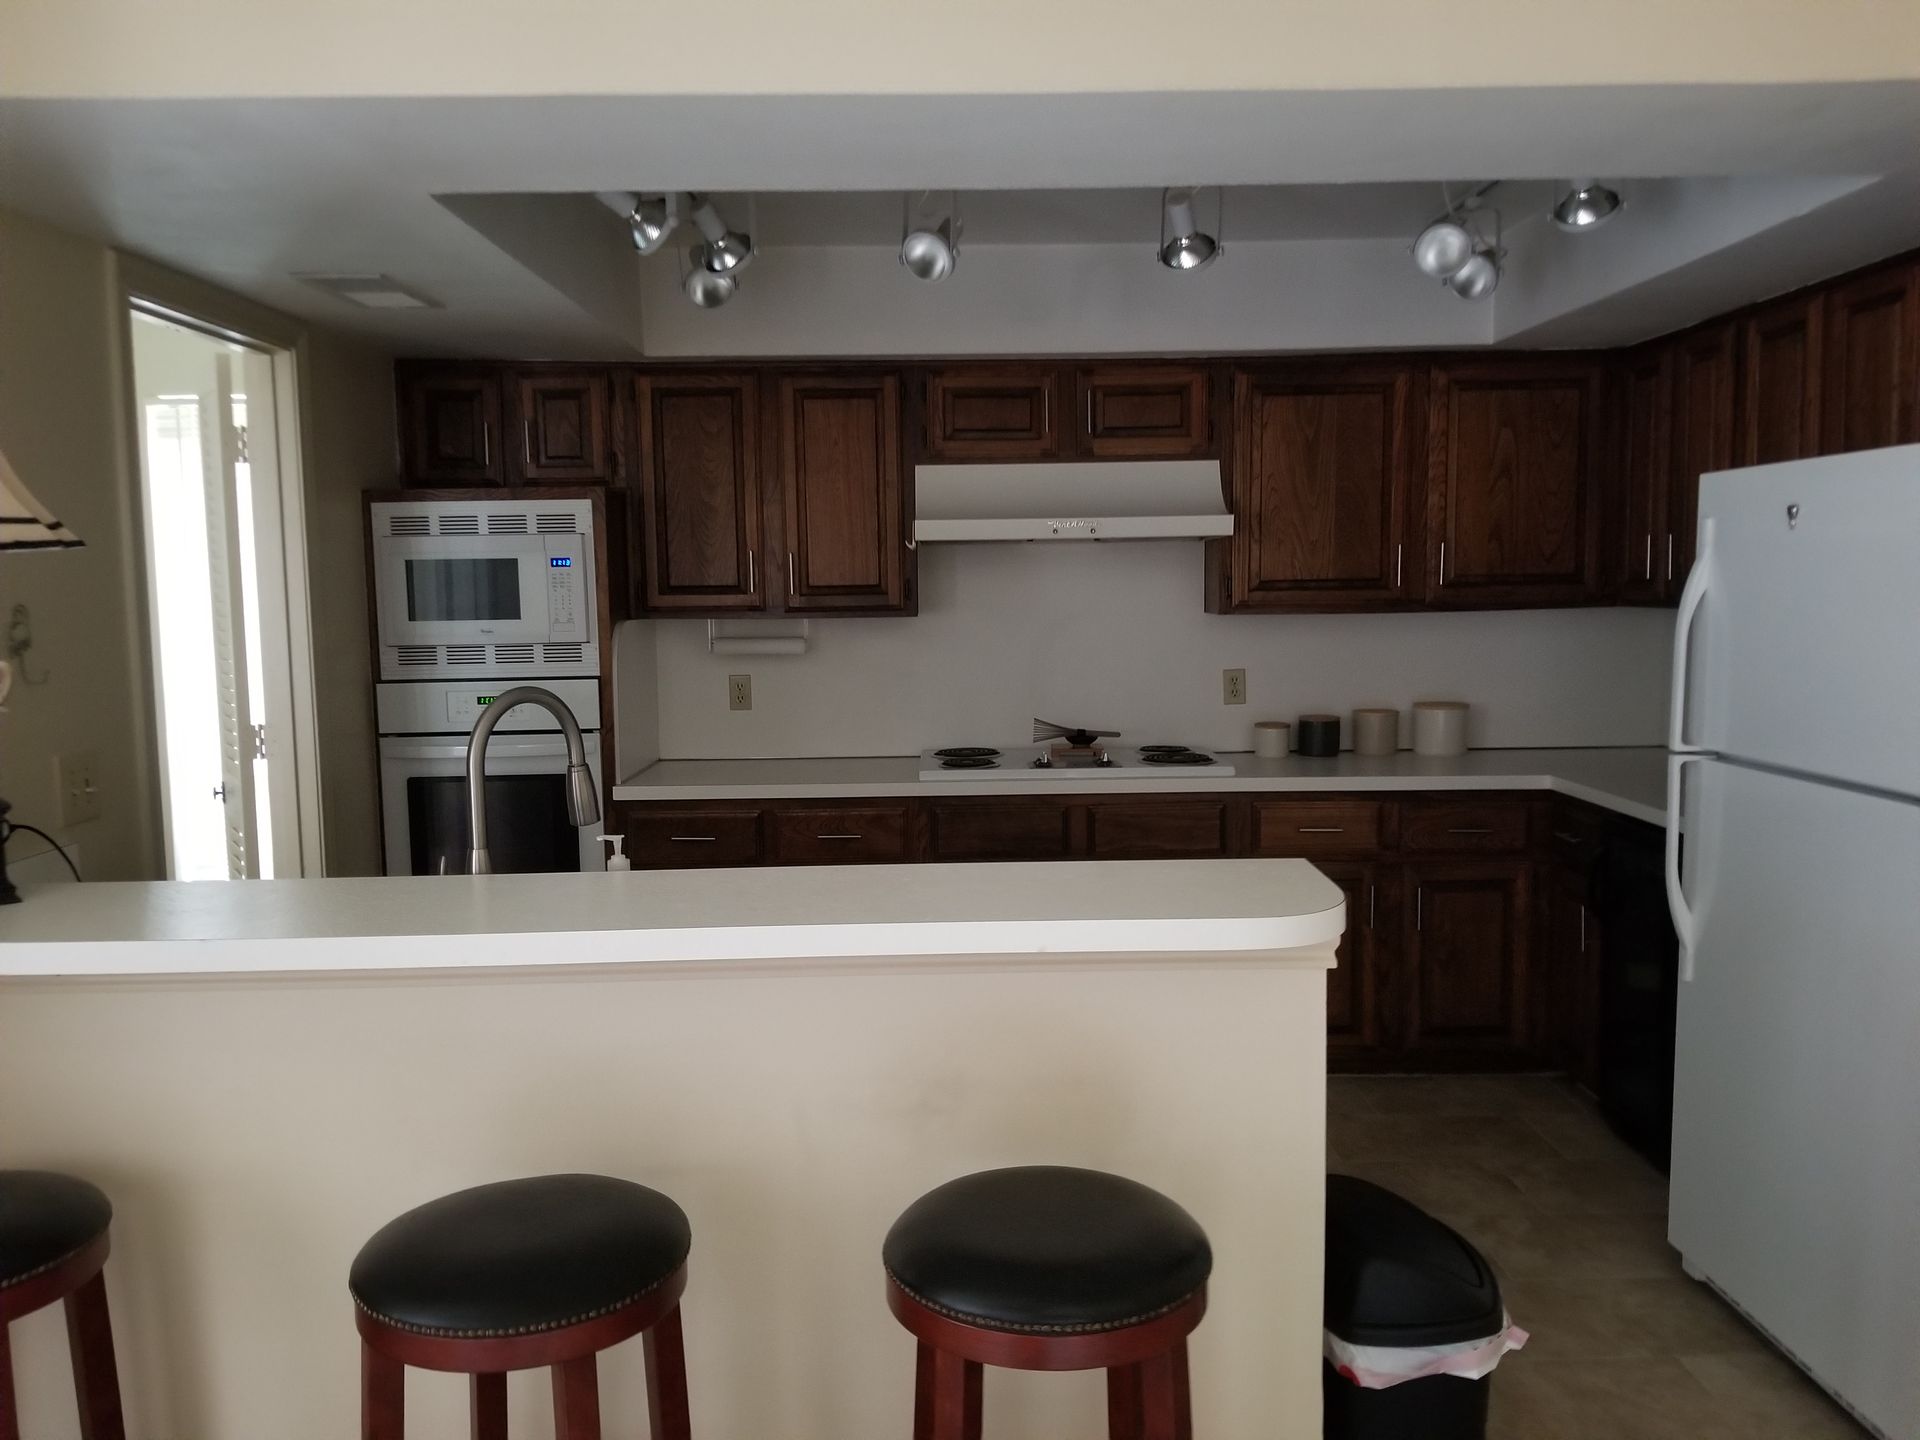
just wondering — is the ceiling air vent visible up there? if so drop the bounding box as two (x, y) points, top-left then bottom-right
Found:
(293, 273), (440, 310)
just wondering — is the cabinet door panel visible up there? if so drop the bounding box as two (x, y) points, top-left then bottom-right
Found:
(1614, 346), (1672, 605)
(1400, 800), (1529, 854)
(1427, 361), (1601, 607)
(635, 374), (763, 610)
(1738, 294), (1823, 468)
(1322, 861), (1391, 1065)
(1230, 364), (1419, 610)
(924, 367), (1063, 459)
(515, 373), (612, 483)
(1086, 801), (1229, 860)
(1820, 260), (1920, 454)
(1077, 367), (1212, 457)
(1250, 800), (1384, 858)
(1405, 861), (1532, 1057)
(619, 807), (763, 868)
(402, 371), (504, 484)
(926, 801), (1074, 861)
(778, 373), (908, 612)
(1668, 322), (1737, 596)
(1538, 868), (1600, 1089)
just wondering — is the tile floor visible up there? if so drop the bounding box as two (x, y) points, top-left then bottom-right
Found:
(1327, 1075), (1870, 1440)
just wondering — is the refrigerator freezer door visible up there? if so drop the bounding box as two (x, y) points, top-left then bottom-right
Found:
(1669, 758), (1920, 1439)
(1677, 445), (1920, 798)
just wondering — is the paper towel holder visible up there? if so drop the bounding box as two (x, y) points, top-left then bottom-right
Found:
(707, 618), (810, 657)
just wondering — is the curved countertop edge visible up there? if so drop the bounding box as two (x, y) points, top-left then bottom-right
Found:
(609, 747), (1670, 827)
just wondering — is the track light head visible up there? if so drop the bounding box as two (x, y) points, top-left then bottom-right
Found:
(1446, 248), (1502, 300)
(688, 194), (753, 274)
(1158, 188), (1220, 272)
(901, 193), (962, 283)
(627, 194), (679, 255)
(1552, 180), (1622, 232)
(1412, 219), (1475, 280)
(683, 251), (738, 308)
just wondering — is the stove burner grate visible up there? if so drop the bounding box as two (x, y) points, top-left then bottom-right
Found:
(934, 746), (1002, 759)
(1141, 750), (1215, 766)
(940, 755), (999, 770)
(1139, 744), (1195, 754)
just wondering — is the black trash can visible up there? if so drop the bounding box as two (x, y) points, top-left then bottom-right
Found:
(1323, 1174), (1509, 1440)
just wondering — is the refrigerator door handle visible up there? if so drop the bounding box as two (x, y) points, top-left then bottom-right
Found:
(1666, 752), (1706, 981)
(1668, 517), (1714, 753)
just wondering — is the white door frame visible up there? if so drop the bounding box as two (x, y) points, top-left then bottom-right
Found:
(113, 256), (328, 878)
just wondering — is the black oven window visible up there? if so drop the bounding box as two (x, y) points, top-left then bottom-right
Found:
(405, 558), (522, 623)
(407, 774), (578, 875)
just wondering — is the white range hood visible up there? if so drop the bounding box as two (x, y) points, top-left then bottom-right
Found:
(912, 461), (1233, 542)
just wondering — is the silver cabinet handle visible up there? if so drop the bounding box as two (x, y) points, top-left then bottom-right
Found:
(747, 549), (755, 593)
(1666, 533), (1675, 581)
(669, 835), (717, 842)
(1447, 827), (1493, 835)
(1085, 390), (1093, 433)
(1579, 903), (1587, 953)
(1416, 886), (1423, 930)
(1395, 543), (1403, 588)
(788, 552), (797, 595)
(816, 833), (864, 841)
(1042, 384), (1050, 436)
(480, 421), (491, 468)
(1438, 541), (1447, 585)
(1552, 830), (1582, 845)
(1644, 533), (1653, 582)
(1298, 826), (1345, 834)
(1368, 884), (1376, 930)
(523, 418), (533, 467)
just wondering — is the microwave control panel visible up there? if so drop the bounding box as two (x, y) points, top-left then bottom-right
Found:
(544, 537), (587, 638)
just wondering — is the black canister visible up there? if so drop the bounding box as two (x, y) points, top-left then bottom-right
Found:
(1297, 714), (1341, 757)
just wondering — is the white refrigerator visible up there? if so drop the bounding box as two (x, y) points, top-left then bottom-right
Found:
(1666, 445), (1920, 1440)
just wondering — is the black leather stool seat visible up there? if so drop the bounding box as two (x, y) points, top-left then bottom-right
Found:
(0, 1170), (113, 1289)
(350, 1174), (690, 1339)
(884, 1166), (1211, 1334)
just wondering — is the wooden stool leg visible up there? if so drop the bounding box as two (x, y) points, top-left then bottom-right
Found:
(63, 1271), (126, 1440)
(1129, 1343), (1191, 1440)
(642, 1305), (692, 1440)
(912, 1342), (982, 1440)
(0, 1323), (21, 1440)
(550, 1355), (600, 1440)
(1107, 1362), (1144, 1440)
(361, 1344), (405, 1440)
(470, 1373), (508, 1440)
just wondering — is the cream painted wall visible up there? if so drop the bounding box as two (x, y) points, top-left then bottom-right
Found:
(649, 543), (1675, 763)
(4, 0), (1916, 99)
(0, 207), (393, 880)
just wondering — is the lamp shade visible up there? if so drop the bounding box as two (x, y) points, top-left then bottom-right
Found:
(0, 448), (82, 551)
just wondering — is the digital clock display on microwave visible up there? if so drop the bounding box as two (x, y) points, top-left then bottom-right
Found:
(549, 557), (573, 567)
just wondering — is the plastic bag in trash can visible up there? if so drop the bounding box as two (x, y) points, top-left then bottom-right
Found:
(1324, 1314), (1528, 1389)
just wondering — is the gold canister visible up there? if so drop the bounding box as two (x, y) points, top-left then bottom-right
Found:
(1351, 708), (1400, 757)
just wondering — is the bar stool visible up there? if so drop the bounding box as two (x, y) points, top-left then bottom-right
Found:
(0, 1170), (126, 1440)
(883, 1166), (1211, 1440)
(350, 1173), (692, 1440)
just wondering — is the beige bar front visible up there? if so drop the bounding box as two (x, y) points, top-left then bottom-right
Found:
(0, 950), (1330, 1439)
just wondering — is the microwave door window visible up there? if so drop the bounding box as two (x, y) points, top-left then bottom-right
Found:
(406, 558), (523, 623)
(407, 774), (579, 875)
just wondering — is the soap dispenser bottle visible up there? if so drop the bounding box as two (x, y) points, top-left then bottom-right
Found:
(598, 835), (631, 873)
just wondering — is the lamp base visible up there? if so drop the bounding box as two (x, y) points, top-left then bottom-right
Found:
(0, 796), (22, 904)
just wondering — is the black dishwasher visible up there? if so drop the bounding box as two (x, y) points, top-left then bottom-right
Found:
(1591, 829), (1682, 1172)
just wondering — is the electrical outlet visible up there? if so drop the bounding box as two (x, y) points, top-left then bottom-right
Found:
(728, 674), (753, 712)
(1222, 669), (1247, 706)
(56, 750), (102, 827)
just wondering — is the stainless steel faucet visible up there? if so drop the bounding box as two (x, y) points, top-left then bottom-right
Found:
(465, 686), (600, 876)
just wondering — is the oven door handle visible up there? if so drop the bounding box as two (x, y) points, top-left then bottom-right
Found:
(379, 735), (598, 764)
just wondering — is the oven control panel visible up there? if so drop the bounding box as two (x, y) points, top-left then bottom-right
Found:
(544, 538), (586, 639)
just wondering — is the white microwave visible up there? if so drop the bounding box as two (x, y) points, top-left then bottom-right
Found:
(369, 499), (598, 680)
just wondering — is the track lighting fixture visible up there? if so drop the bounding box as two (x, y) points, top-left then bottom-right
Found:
(900, 192), (961, 282)
(687, 194), (753, 275)
(594, 192), (681, 255)
(1157, 187), (1220, 272)
(1552, 179), (1622, 232)
(1410, 185), (1502, 302)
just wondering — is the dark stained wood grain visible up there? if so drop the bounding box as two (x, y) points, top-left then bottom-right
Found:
(1611, 344), (1672, 605)
(1084, 801), (1229, 859)
(550, 1355), (601, 1440)
(1426, 359), (1603, 608)
(1318, 860), (1386, 1061)
(1738, 293), (1823, 468)
(1399, 798), (1529, 854)
(469, 1374), (507, 1440)
(924, 799), (1075, 861)
(1667, 321), (1737, 595)
(1249, 799), (1384, 858)
(400, 367), (504, 485)
(1820, 258), (1920, 453)
(514, 372), (612, 483)
(616, 805), (764, 868)
(1076, 366), (1212, 458)
(1403, 860), (1532, 1058)
(777, 373), (909, 612)
(923, 366), (1063, 459)
(634, 373), (763, 610)
(642, 1306), (692, 1440)
(767, 805), (912, 864)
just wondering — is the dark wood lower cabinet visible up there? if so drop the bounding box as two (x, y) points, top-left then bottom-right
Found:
(1320, 862), (1396, 1068)
(1085, 801), (1233, 860)
(923, 799), (1077, 862)
(1402, 860), (1534, 1066)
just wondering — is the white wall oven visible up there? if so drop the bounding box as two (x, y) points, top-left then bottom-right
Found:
(369, 498), (597, 680)
(377, 678), (603, 875)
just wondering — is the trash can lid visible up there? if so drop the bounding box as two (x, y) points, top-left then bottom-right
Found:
(1324, 1174), (1504, 1348)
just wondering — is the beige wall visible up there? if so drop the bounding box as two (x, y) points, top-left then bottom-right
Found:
(0, 206), (393, 881)
(3, 0), (1917, 98)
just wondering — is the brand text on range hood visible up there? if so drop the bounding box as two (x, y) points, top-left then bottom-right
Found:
(912, 461), (1232, 542)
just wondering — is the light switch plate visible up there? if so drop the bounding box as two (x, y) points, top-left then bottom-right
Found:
(56, 750), (102, 827)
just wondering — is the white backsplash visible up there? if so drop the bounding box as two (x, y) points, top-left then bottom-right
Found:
(630, 542), (1674, 766)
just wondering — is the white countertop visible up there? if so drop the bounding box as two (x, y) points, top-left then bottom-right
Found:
(613, 747), (1669, 826)
(0, 859), (1344, 978)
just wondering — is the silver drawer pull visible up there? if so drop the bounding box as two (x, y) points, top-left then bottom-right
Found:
(1447, 826), (1494, 835)
(1297, 826), (1345, 834)
(816, 833), (864, 841)
(669, 835), (717, 842)
(1552, 830), (1583, 844)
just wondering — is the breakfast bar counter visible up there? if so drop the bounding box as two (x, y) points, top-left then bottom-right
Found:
(0, 860), (1340, 1440)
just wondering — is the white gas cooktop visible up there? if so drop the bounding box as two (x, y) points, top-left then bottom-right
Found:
(918, 745), (1236, 781)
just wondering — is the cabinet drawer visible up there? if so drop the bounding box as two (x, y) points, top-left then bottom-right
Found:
(926, 801), (1074, 861)
(1087, 802), (1229, 860)
(1536, 799), (1607, 875)
(769, 806), (911, 865)
(1401, 800), (1529, 853)
(1251, 800), (1383, 857)
(924, 368), (1063, 459)
(622, 809), (763, 867)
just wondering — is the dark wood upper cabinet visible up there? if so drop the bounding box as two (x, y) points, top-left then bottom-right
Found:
(775, 372), (911, 613)
(1218, 363), (1421, 612)
(922, 366), (1063, 460)
(1667, 321), (1737, 597)
(633, 373), (764, 611)
(512, 372), (614, 484)
(1820, 259), (1920, 454)
(1075, 366), (1213, 458)
(1403, 859), (1533, 1060)
(400, 368), (504, 484)
(1738, 294), (1823, 469)
(1425, 359), (1603, 608)
(1613, 345), (1673, 605)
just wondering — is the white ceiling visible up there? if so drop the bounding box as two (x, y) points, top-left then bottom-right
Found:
(1, 87), (1916, 358)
